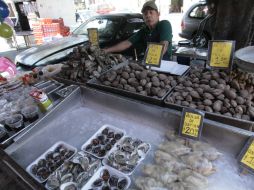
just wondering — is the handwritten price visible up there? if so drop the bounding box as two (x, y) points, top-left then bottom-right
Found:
(210, 41), (233, 68)
(241, 141), (254, 169)
(182, 112), (201, 138)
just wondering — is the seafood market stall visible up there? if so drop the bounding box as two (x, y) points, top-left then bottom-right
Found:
(3, 86), (254, 189)
(51, 44), (254, 131)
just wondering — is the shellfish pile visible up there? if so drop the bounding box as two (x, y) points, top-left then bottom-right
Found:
(104, 137), (150, 174)
(30, 144), (75, 182)
(99, 62), (179, 98)
(135, 130), (221, 190)
(58, 45), (125, 82)
(46, 151), (101, 189)
(165, 66), (254, 121)
(83, 127), (124, 158)
(89, 168), (129, 190)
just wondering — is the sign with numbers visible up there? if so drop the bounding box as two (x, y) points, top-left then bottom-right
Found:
(238, 136), (254, 174)
(208, 40), (235, 69)
(179, 108), (204, 140)
(144, 43), (164, 67)
(87, 28), (99, 46)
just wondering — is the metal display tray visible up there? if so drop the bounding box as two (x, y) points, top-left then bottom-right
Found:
(0, 82), (72, 148)
(33, 80), (64, 94)
(4, 87), (254, 190)
(53, 76), (85, 86)
(54, 58), (129, 87)
(164, 92), (254, 132)
(87, 62), (189, 105)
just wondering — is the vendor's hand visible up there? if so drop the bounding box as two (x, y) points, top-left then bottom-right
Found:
(102, 48), (109, 54)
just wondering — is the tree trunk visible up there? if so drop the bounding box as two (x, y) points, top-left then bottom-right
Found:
(207, 0), (254, 50)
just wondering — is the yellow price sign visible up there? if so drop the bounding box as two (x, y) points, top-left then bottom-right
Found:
(240, 139), (254, 170)
(179, 109), (204, 139)
(88, 28), (99, 46)
(209, 41), (235, 68)
(144, 43), (164, 67)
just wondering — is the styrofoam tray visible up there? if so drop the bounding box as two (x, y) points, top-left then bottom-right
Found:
(81, 124), (125, 159)
(45, 151), (101, 190)
(103, 136), (151, 175)
(26, 141), (77, 183)
(81, 166), (131, 190)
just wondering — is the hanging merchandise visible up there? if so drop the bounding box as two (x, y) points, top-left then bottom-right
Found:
(0, 22), (13, 38)
(0, 57), (17, 78)
(0, 0), (9, 19)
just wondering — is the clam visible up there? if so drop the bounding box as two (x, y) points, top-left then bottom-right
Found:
(60, 173), (73, 184)
(76, 172), (89, 185)
(59, 182), (78, 190)
(47, 174), (60, 189)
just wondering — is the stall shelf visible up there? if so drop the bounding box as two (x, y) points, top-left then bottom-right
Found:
(4, 87), (254, 189)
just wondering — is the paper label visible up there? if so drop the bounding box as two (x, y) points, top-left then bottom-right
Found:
(88, 28), (99, 46)
(144, 43), (164, 67)
(179, 108), (204, 140)
(182, 112), (201, 137)
(209, 41), (235, 68)
(241, 140), (254, 170)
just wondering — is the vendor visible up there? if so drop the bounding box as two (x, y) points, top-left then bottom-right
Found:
(104, 0), (173, 60)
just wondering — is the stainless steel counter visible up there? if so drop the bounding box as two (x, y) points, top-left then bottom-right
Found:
(5, 87), (254, 189)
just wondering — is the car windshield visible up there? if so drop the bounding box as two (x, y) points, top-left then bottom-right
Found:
(73, 17), (121, 39)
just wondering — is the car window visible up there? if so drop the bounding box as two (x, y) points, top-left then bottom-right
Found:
(119, 18), (144, 39)
(73, 18), (121, 39)
(189, 5), (208, 19)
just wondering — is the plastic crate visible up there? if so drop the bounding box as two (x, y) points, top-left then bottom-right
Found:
(39, 18), (53, 24)
(42, 23), (60, 37)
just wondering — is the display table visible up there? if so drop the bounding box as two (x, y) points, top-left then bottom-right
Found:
(4, 87), (254, 189)
(13, 31), (33, 50)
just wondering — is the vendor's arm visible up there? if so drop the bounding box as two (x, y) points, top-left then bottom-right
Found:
(104, 29), (143, 54)
(160, 40), (169, 55)
(104, 40), (132, 53)
(159, 20), (173, 56)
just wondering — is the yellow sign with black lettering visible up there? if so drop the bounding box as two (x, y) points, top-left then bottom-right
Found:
(182, 112), (202, 138)
(145, 43), (164, 67)
(88, 28), (99, 46)
(209, 41), (235, 69)
(241, 140), (254, 170)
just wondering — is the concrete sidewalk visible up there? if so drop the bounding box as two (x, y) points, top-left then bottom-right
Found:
(0, 37), (28, 63)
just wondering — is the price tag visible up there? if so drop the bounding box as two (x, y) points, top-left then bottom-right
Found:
(87, 28), (99, 46)
(238, 136), (254, 174)
(208, 40), (235, 69)
(179, 108), (204, 140)
(144, 43), (164, 67)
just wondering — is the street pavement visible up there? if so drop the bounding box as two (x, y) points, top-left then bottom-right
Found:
(0, 37), (28, 63)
